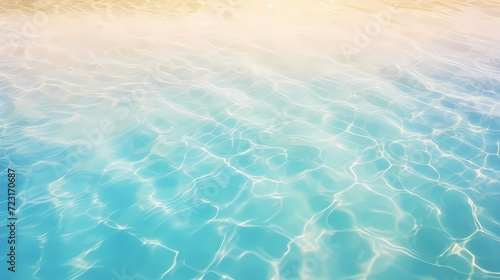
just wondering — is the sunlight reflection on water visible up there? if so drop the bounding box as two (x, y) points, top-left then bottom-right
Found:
(1, 1), (500, 279)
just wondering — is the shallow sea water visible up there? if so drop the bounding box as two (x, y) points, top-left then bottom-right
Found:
(1, 1), (500, 279)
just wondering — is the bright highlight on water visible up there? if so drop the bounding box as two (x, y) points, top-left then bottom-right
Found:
(0, 1), (499, 279)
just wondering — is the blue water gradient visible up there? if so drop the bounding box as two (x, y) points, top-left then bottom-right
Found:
(1, 4), (500, 280)
(2, 59), (500, 279)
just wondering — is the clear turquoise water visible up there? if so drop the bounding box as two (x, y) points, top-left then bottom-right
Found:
(1, 2), (500, 280)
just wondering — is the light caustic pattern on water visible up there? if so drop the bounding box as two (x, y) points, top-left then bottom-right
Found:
(0, 0), (500, 279)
